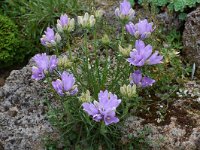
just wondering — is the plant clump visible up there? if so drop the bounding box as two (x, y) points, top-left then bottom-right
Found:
(30, 0), (189, 149)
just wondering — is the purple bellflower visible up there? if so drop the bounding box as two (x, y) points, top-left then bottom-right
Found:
(82, 90), (121, 125)
(52, 71), (78, 96)
(126, 19), (154, 39)
(58, 14), (69, 27)
(115, 0), (135, 20)
(57, 14), (75, 32)
(127, 40), (163, 67)
(40, 27), (61, 47)
(32, 53), (58, 80)
(130, 70), (155, 87)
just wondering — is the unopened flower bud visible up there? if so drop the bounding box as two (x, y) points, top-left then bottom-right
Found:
(68, 18), (75, 31)
(77, 16), (83, 25)
(144, 32), (151, 38)
(119, 44), (132, 57)
(102, 34), (110, 45)
(78, 12), (96, 28)
(55, 33), (61, 43)
(120, 84), (137, 98)
(57, 23), (63, 32)
(134, 31), (140, 39)
(95, 9), (105, 19)
(83, 12), (89, 24)
(89, 15), (95, 27)
(79, 90), (92, 102)
(58, 56), (72, 68)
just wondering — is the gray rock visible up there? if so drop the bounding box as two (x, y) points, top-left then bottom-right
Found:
(183, 6), (200, 76)
(0, 59), (54, 150)
(122, 116), (200, 150)
(122, 80), (200, 150)
(157, 12), (182, 31)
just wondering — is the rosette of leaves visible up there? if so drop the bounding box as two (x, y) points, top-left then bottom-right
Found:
(135, 0), (200, 20)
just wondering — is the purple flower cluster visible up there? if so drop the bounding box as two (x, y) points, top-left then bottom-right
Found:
(52, 71), (78, 96)
(130, 70), (155, 87)
(82, 90), (121, 125)
(127, 40), (163, 67)
(56, 14), (75, 32)
(58, 14), (69, 28)
(40, 27), (61, 47)
(115, 0), (135, 20)
(32, 53), (58, 80)
(121, 9), (163, 88)
(126, 19), (154, 39)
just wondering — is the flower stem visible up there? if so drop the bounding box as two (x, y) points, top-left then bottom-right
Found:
(66, 32), (72, 60)
(120, 23), (125, 45)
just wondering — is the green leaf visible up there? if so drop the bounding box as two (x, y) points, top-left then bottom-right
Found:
(178, 12), (187, 20)
(129, 0), (135, 6)
(154, 0), (168, 6)
(174, 0), (186, 12)
(186, 0), (197, 7)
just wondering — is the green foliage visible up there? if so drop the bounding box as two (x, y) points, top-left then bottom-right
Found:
(0, 14), (26, 68)
(139, 0), (200, 12)
(0, 0), (86, 67)
(125, 126), (153, 149)
(1, 0), (86, 44)
(22, 0), (84, 40)
(129, 0), (135, 6)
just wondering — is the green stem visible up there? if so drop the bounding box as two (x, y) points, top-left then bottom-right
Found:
(93, 25), (101, 93)
(66, 32), (72, 60)
(120, 23), (125, 45)
(83, 30), (91, 89)
(100, 121), (106, 135)
(55, 46), (59, 56)
(121, 99), (129, 120)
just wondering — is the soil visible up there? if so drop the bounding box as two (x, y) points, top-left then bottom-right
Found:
(0, 64), (25, 87)
(138, 98), (198, 139)
(0, 69), (11, 87)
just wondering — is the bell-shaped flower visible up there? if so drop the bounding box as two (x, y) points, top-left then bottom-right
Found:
(40, 27), (61, 47)
(31, 67), (45, 81)
(56, 14), (75, 32)
(127, 40), (163, 67)
(82, 90), (121, 125)
(52, 71), (78, 96)
(32, 53), (58, 80)
(130, 70), (155, 87)
(115, 0), (135, 21)
(78, 12), (96, 28)
(126, 19), (154, 39)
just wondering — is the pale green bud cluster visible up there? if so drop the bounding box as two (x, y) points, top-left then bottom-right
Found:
(78, 12), (96, 28)
(101, 34), (110, 45)
(119, 45), (132, 57)
(120, 84), (137, 98)
(79, 90), (92, 102)
(95, 9), (105, 19)
(58, 56), (73, 68)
